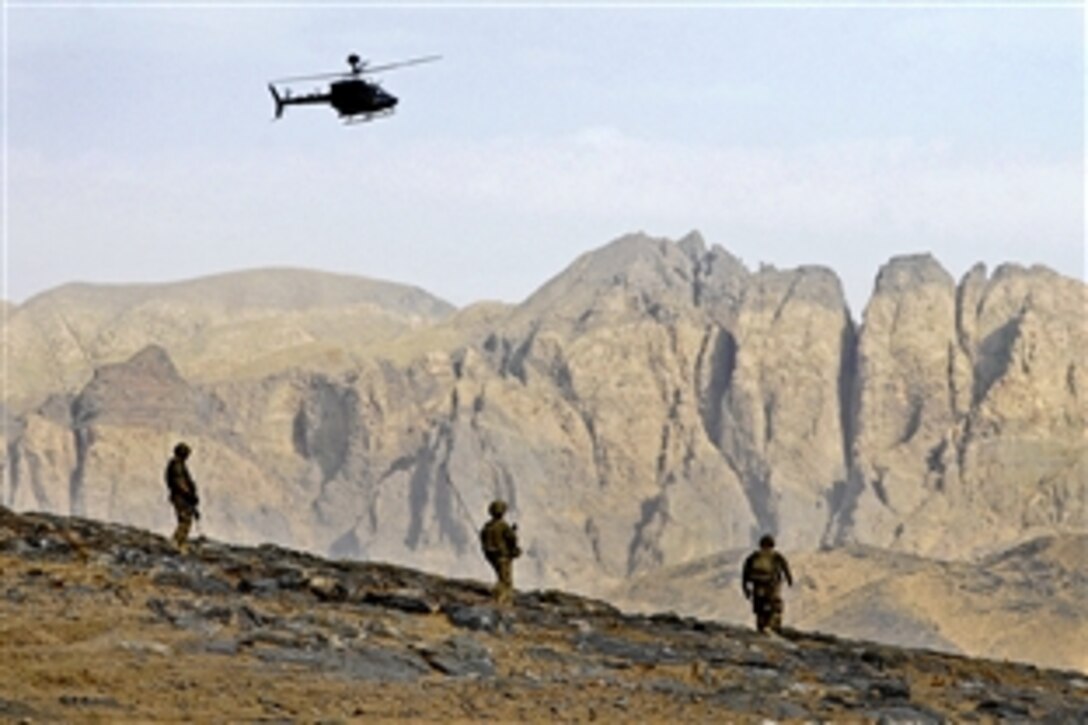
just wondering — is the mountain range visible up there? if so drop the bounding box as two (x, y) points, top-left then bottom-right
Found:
(3, 231), (1085, 669)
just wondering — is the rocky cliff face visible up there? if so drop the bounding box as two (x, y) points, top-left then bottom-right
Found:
(837, 258), (1087, 558)
(2, 234), (1085, 607)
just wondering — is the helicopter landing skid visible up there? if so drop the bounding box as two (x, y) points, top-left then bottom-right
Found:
(343, 110), (395, 125)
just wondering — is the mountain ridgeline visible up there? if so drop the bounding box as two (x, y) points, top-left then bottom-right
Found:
(2, 232), (1085, 605)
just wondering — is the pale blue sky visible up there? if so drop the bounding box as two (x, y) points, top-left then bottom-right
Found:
(5, 2), (1084, 315)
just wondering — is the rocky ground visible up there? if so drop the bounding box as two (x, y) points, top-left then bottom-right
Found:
(1, 506), (1086, 723)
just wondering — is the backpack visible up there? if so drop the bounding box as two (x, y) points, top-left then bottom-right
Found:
(164, 459), (197, 506)
(480, 520), (508, 557)
(747, 549), (778, 583)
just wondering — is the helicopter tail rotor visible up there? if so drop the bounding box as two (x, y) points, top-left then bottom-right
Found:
(268, 84), (285, 120)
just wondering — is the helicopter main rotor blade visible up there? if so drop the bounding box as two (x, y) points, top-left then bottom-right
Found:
(363, 55), (442, 74)
(269, 54), (439, 84)
(269, 70), (348, 84)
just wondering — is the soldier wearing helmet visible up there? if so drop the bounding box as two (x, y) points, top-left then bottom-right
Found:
(164, 442), (199, 553)
(479, 499), (520, 604)
(741, 534), (793, 634)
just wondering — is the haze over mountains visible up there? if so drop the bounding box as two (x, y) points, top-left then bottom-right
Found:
(3, 231), (1085, 669)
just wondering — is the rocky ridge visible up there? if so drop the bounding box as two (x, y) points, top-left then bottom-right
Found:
(2, 505), (1086, 722)
(3, 267), (455, 406)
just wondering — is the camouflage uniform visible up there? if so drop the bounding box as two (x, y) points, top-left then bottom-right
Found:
(164, 443), (199, 553)
(479, 500), (520, 605)
(742, 535), (793, 634)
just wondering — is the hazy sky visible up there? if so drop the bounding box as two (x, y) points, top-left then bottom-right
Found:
(4, 2), (1084, 315)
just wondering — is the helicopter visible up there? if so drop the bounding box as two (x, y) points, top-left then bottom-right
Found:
(268, 53), (440, 124)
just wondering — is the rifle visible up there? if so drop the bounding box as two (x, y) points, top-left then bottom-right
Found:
(190, 491), (202, 538)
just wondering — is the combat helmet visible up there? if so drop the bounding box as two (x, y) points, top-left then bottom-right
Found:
(488, 500), (508, 518)
(759, 534), (775, 549)
(174, 442), (192, 458)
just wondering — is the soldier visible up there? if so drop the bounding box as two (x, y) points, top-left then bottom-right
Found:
(742, 534), (793, 634)
(479, 500), (521, 605)
(164, 442), (200, 553)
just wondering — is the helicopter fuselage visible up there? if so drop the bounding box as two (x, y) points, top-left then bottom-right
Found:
(329, 79), (398, 117)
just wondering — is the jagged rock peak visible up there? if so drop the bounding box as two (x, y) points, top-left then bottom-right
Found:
(873, 254), (954, 295)
(963, 262), (988, 280)
(111, 344), (182, 379)
(959, 262), (989, 297)
(73, 345), (214, 430)
(555, 230), (696, 287)
(517, 230), (753, 323)
(960, 261), (1075, 302)
(991, 261), (1058, 281)
(676, 230), (707, 258)
(745, 264), (848, 313)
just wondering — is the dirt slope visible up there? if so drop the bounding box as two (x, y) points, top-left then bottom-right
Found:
(1, 506), (1086, 722)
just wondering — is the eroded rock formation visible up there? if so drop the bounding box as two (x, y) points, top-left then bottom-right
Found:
(2, 234), (1084, 600)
